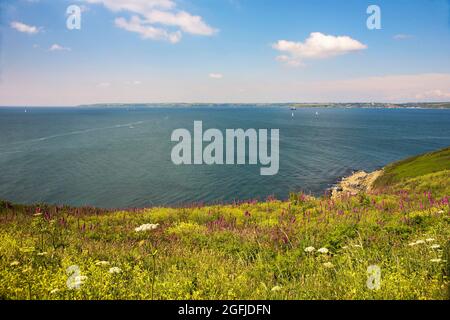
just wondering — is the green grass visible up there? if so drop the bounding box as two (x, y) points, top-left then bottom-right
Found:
(0, 148), (449, 300)
(373, 147), (450, 190)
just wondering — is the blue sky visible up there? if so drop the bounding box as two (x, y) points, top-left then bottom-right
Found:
(1, 0), (450, 106)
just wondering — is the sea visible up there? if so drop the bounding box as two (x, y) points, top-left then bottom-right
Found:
(0, 105), (449, 208)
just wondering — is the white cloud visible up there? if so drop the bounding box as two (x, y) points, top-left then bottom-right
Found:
(415, 89), (450, 100)
(83, 0), (216, 43)
(10, 21), (40, 34)
(272, 32), (367, 67)
(393, 34), (414, 40)
(84, 0), (175, 11)
(145, 9), (216, 36)
(49, 44), (71, 51)
(209, 73), (223, 79)
(289, 73), (450, 102)
(115, 16), (182, 43)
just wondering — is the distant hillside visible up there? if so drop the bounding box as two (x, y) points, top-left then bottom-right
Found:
(373, 146), (450, 196)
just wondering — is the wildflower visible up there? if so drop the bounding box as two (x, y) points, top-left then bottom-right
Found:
(415, 240), (425, 245)
(50, 289), (60, 294)
(109, 267), (122, 274)
(271, 286), (282, 292)
(317, 247), (329, 254)
(10, 261), (20, 267)
(135, 223), (159, 232)
(408, 242), (417, 246)
(430, 244), (441, 250)
(437, 210), (444, 214)
(304, 246), (315, 253)
(95, 260), (110, 266)
(323, 262), (334, 268)
(425, 238), (435, 242)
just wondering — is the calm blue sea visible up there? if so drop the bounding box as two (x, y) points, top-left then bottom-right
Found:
(0, 106), (449, 208)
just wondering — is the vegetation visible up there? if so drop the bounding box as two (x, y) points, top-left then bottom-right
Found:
(0, 148), (449, 300)
(373, 147), (450, 195)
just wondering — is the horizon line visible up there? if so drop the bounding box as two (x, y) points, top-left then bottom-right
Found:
(1, 101), (450, 108)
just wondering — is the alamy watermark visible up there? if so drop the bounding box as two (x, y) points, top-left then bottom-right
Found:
(367, 5), (382, 30)
(66, 5), (82, 30)
(367, 265), (381, 290)
(171, 121), (279, 176)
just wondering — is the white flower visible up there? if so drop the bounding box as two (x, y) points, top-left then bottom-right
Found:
(323, 262), (334, 268)
(304, 246), (315, 253)
(135, 223), (159, 232)
(430, 244), (441, 249)
(408, 242), (417, 246)
(415, 240), (425, 245)
(437, 210), (444, 214)
(425, 238), (435, 242)
(95, 260), (110, 266)
(317, 247), (329, 254)
(271, 285), (282, 292)
(109, 267), (122, 274)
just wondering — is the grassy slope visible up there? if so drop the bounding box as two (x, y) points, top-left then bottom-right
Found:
(373, 147), (450, 191)
(0, 149), (449, 300)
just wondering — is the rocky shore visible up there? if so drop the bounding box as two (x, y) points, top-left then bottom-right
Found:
(331, 169), (383, 199)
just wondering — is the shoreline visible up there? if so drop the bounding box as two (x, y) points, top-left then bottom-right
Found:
(330, 169), (383, 199)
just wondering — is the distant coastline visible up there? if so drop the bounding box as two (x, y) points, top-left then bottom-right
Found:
(2, 102), (450, 109)
(75, 102), (450, 109)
